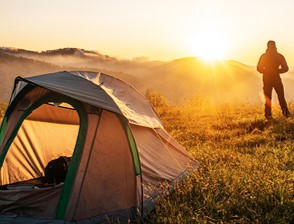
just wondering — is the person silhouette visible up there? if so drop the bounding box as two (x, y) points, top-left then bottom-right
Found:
(257, 40), (290, 119)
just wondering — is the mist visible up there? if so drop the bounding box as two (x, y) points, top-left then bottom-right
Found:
(1, 47), (293, 105)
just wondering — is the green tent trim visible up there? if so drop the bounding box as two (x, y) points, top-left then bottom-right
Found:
(0, 91), (88, 219)
(54, 97), (88, 219)
(119, 116), (141, 176)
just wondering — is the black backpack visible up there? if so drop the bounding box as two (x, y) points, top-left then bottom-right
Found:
(44, 156), (71, 185)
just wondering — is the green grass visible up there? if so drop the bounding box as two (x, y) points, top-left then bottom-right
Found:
(149, 100), (294, 224)
(0, 98), (293, 223)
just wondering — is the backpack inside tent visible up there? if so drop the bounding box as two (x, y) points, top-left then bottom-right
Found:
(0, 71), (195, 223)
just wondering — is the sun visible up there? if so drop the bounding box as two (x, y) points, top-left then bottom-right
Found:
(189, 29), (228, 62)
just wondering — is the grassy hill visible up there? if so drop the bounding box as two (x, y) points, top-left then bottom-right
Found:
(146, 98), (294, 223)
(0, 94), (293, 223)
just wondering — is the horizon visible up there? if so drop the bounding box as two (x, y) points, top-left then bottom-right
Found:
(3, 46), (294, 70)
(1, 0), (294, 66)
(1, 43), (294, 107)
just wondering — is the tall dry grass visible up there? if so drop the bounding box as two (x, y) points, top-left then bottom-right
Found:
(148, 98), (294, 223)
(0, 97), (293, 223)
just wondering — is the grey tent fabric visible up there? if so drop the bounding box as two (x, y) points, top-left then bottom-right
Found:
(0, 71), (196, 223)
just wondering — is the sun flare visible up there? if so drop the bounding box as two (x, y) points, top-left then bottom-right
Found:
(190, 29), (228, 62)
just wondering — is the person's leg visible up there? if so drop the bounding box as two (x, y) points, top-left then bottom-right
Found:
(274, 78), (290, 117)
(263, 81), (273, 118)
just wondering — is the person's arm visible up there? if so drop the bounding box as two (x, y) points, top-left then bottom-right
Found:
(279, 54), (289, 73)
(257, 55), (265, 73)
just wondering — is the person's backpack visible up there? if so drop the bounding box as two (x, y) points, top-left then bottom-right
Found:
(44, 156), (71, 185)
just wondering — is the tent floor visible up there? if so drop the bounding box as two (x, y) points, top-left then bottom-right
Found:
(0, 177), (48, 190)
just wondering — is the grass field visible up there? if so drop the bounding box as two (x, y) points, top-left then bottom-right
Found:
(0, 98), (293, 223)
(148, 97), (294, 223)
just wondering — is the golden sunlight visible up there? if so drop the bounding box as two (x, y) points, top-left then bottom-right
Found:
(188, 13), (228, 61)
(190, 29), (228, 62)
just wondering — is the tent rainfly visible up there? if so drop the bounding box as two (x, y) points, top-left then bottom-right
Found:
(0, 71), (195, 223)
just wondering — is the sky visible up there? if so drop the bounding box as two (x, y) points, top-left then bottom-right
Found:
(1, 0), (294, 66)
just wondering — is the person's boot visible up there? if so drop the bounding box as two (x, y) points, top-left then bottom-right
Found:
(282, 107), (290, 118)
(265, 106), (272, 119)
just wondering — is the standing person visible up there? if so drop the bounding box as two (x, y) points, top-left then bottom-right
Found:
(257, 40), (290, 119)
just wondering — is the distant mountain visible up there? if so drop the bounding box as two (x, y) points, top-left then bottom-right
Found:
(0, 51), (63, 101)
(144, 57), (263, 103)
(1, 47), (293, 104)
(0, 47), (162, 74)
(0, 48), (145, 101)
(0, 47), (97, 56)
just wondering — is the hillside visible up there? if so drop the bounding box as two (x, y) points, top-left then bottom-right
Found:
(147, 101), (294, 223)
(147, 58), (262, 103)
(0, 51), (63, 101)
(0, 49), (293, 223)
(1, 47), (293, 104)
(0, 49), (141, 101)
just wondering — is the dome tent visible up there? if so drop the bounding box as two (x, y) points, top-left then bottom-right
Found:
(0, 71), (195, 223)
